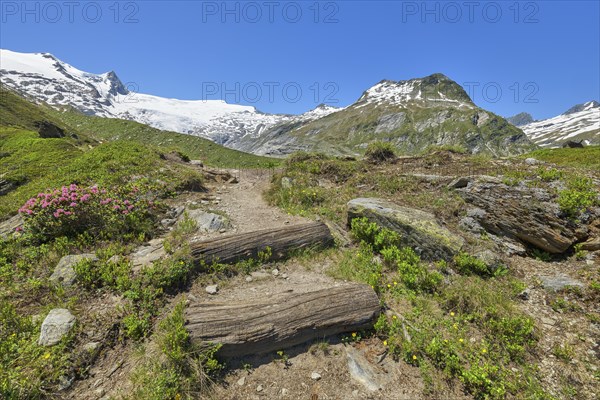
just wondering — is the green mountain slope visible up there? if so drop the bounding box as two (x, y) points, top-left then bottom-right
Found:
(235, 74), (536, 157)
(0, 88), (278, 219)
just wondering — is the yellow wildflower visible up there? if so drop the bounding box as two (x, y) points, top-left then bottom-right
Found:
(450, 312), (455, 317)
(459, 338), (464, 343)
(412, 355), (417, 360)
(383, 340), (388, 346)
(43, 353), (51, 359)
(392, 315), (397, 320)
(482, 348), (487, 354)
(351, 332), (357, 338)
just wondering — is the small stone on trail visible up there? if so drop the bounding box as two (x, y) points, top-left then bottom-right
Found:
(311, 372), (322, 381)
(83, 342), (100, 352)
(272, 269), (279, 276)
(237, 376), (246, 386)
(205, 285), (218, 295)
(246, 276), (253, 283)
(256, 384), (264, 392)
(525, 157), (540, 165)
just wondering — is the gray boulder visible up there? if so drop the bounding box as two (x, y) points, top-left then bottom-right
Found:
(347, 198), (464, 260)
(131, 238), (165, 271)
(0, 214), (23, 239)
(50, 254), (98, 286)
(39, 308), (76, 346)
(539, 274), (584, 291)
(184, 209), (230, 233)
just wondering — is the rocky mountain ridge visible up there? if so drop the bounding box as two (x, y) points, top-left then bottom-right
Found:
(1, 49), (534, 156)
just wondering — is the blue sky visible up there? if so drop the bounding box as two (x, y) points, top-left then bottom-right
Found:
(1, 1), (599, 119)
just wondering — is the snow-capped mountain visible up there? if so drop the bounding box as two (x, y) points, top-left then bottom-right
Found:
(0, 49), (340, 145)
(355, 75), (474, 109)
(511, 101), (600, 147)
(1, 49), (534, 156)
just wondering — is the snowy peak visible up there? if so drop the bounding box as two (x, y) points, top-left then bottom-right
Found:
(299, 103), (343, 120)
(357, 73), (473, 108)
(103, 71), (128, 96)
(563, 100), (599, 115)
(519, 100), (600, 147)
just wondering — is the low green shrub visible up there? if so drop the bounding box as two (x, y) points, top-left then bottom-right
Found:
(557, 176), (598, 218)
(350, 217), (401, 252)
(365, 141), (397, 163)
(536, 166), (563, 182)
(453, 252), (499, 278)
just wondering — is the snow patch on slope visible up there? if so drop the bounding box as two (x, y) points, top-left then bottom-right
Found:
(520, 101), (600, 146)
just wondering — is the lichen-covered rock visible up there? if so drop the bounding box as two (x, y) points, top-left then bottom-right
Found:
(39, 309), (76, 346)
(473, 249), (505, 272)
(50, 254), (98, 286)
(347, 198), (464, 260)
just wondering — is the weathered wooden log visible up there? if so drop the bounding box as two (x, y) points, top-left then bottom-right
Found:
(186, 284), (380, 357)
(190, 222), (334, 267)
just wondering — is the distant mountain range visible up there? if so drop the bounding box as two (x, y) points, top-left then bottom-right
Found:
(507, 101), (599, 147)
(5, 48), (586, 156)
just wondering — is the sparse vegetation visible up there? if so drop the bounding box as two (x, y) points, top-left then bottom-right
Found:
(330, 222), (545, 399)
(128, 302), (223, 400)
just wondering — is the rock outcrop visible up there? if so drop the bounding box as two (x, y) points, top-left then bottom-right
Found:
(347, 198), (464, 260)
(456, 180), (589, 254)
